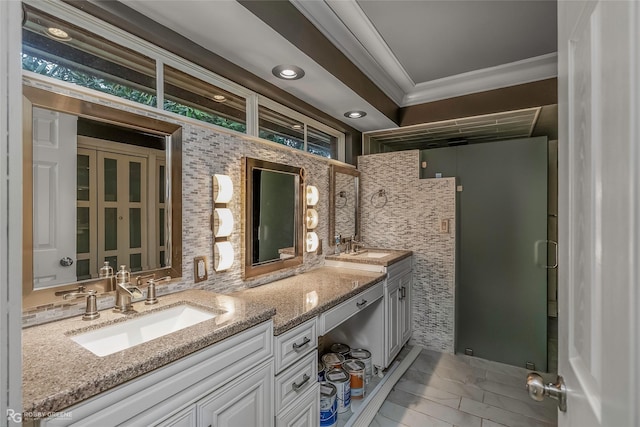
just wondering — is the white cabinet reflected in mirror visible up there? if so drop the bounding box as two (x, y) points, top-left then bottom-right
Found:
(329, 165), (360, 245)
(23, 86), (182, 308)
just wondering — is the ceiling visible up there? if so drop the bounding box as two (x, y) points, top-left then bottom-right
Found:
(118, 0), (557, 135)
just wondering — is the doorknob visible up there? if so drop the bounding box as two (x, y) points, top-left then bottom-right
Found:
(59, 257), (74, 267)
(526, 373), (567, 412)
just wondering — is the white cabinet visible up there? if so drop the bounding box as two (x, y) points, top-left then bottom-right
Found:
(41, 322), (273, 427)
(274, 318), (319, 427)
(197, 360), (273, 427)
(384, 258), (413, 367)
(275, 384), (319, 427)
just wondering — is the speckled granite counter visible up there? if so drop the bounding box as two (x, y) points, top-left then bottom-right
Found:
(22, 289), (274, 416)
(325, 248), (412, 267)
(230, 266), (386, 335)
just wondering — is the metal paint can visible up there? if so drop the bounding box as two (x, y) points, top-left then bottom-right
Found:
(319, 382), (337, 427)
(343, 359), (366, 400)
(326, 368), (351, 413)
(317, 361), (325, 382)
(321, 352), (345, 370)
(329, 342), (351, 357)
(349, 348), (372, 384)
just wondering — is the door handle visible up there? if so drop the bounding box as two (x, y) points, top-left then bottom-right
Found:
(547, 240), (558, 269)
(292, 336), (311, 351)
(526, 373), (567, 412)
(292, 374), (310, 392)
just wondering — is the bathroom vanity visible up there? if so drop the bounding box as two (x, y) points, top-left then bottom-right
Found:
(23, 250), (412, 427)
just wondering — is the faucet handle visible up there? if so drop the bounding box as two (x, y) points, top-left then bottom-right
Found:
(145, 280), (158, 305)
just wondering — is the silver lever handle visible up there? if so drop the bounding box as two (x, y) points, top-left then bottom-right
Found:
(526, 373), (567, 412)
(356, 299), (367, 308)
(292, 337), (311, 351)
(292, 374), (310, 392)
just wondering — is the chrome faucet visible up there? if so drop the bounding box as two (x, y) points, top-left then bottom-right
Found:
(113, 265), (142, 313)
(63, 289), (100, 320)
(114, 282), (143, 313)
(351, 236), (366, 253)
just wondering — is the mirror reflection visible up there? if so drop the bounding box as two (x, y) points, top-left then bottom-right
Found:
(244, 157), (303, 278)
(23, 86), (182, 307)
(329, 165), (360, 243)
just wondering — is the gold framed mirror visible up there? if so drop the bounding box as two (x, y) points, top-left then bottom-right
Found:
(243, 157), (304, 279)
(22, 85), (182, 308)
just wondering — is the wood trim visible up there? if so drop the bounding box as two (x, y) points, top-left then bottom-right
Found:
(399, 78), (558, 127)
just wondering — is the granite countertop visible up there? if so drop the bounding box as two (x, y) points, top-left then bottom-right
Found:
(230, 266), (386, 335)
(324, 248), (412, 267)
(22, 289), (274, 416)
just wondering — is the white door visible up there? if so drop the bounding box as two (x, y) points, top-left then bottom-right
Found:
(32, 107), (77, 287)
(555, 1), (639, 426)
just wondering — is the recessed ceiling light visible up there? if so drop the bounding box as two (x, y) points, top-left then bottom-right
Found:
(45, 27), (71, 41)
(272, 65), (305, 80)
(292, 124), (303, 130)
(212, 94), (226, 102)
(344, 111), (367, 119)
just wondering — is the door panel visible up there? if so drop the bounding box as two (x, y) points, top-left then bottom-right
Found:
(456, 137), (548, 370)
(32, 107), (77, 287)
(557, 1), (639, 425)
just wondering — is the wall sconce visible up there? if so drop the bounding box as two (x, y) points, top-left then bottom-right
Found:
(306, 185), (319, 206)
(213, 174), (233, 203)
(213, 208), (234, 237)
(306, 231), (319, 252)
(305, 184), (320, 253)
(306, 208), (319, 229)
(212, 174), (234, 271)
(214, 241), (234, 271)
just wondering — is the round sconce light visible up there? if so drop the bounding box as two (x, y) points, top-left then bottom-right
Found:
(213, 174), (233, 204)
(214, 241), (234, 271)
(213, 208), (234, 237)
(306, 208), (319, 229)
(306, 231), (319, 253)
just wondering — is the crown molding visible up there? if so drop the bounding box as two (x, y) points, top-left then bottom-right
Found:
(291, 0), (406, 105)
(403, 53), (558, 106)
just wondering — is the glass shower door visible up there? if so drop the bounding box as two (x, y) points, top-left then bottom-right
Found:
(456, 136), (548, 371)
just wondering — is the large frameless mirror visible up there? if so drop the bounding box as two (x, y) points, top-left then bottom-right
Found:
(22, 86), (182, 309)
(243, 157), (304, 278)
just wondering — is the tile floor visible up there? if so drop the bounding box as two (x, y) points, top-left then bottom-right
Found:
(372, 348), (558, 427)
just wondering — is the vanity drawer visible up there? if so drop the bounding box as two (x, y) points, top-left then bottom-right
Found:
(386, 256), (412, 278)
(275, 351), (317, 414)
(319, 281), (384, 334)
(275, 318), (317, 374)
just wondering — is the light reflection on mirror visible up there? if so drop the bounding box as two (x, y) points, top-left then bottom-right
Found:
(244, 157), (303, 278)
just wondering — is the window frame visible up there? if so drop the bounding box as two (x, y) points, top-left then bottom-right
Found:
(22, 0), (345, 160)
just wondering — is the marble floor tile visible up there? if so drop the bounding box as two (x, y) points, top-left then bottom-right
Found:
(387, 389), (483, 427)
(459, 398), (555, 427)
(376, 348), (558, 427)
(378, 401), (455, 427)
(370, 412), (411, 427)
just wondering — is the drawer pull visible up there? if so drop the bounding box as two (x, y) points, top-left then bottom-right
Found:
(292, 374), (310, 392)
(356, 299), (367, 308)
(292, 336), (311, 351)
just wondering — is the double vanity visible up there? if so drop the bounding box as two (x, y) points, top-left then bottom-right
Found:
(23, 249), (412, 427)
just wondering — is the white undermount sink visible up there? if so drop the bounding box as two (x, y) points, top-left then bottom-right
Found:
(70, 305), (216, 357)
(353, 251), (390, 258)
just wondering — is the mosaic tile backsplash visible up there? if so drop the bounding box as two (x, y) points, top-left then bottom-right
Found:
(22, 78), (328, 326)
(358, 150), (456, 353)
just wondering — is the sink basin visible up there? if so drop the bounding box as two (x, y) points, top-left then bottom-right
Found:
(70, 305), (216, 357)
(356, 251), (390, 258)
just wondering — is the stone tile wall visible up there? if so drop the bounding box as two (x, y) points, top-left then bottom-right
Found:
(358, 150), (456, 353)
(22, 78), (329, 326)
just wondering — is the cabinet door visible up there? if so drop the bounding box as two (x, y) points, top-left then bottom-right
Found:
(154, 406), (197, 427)
(197, 360), (274, 427)
(276, 384), (319, 427)
(385, 279), (401, 366)
(399, 271), (413, 345)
